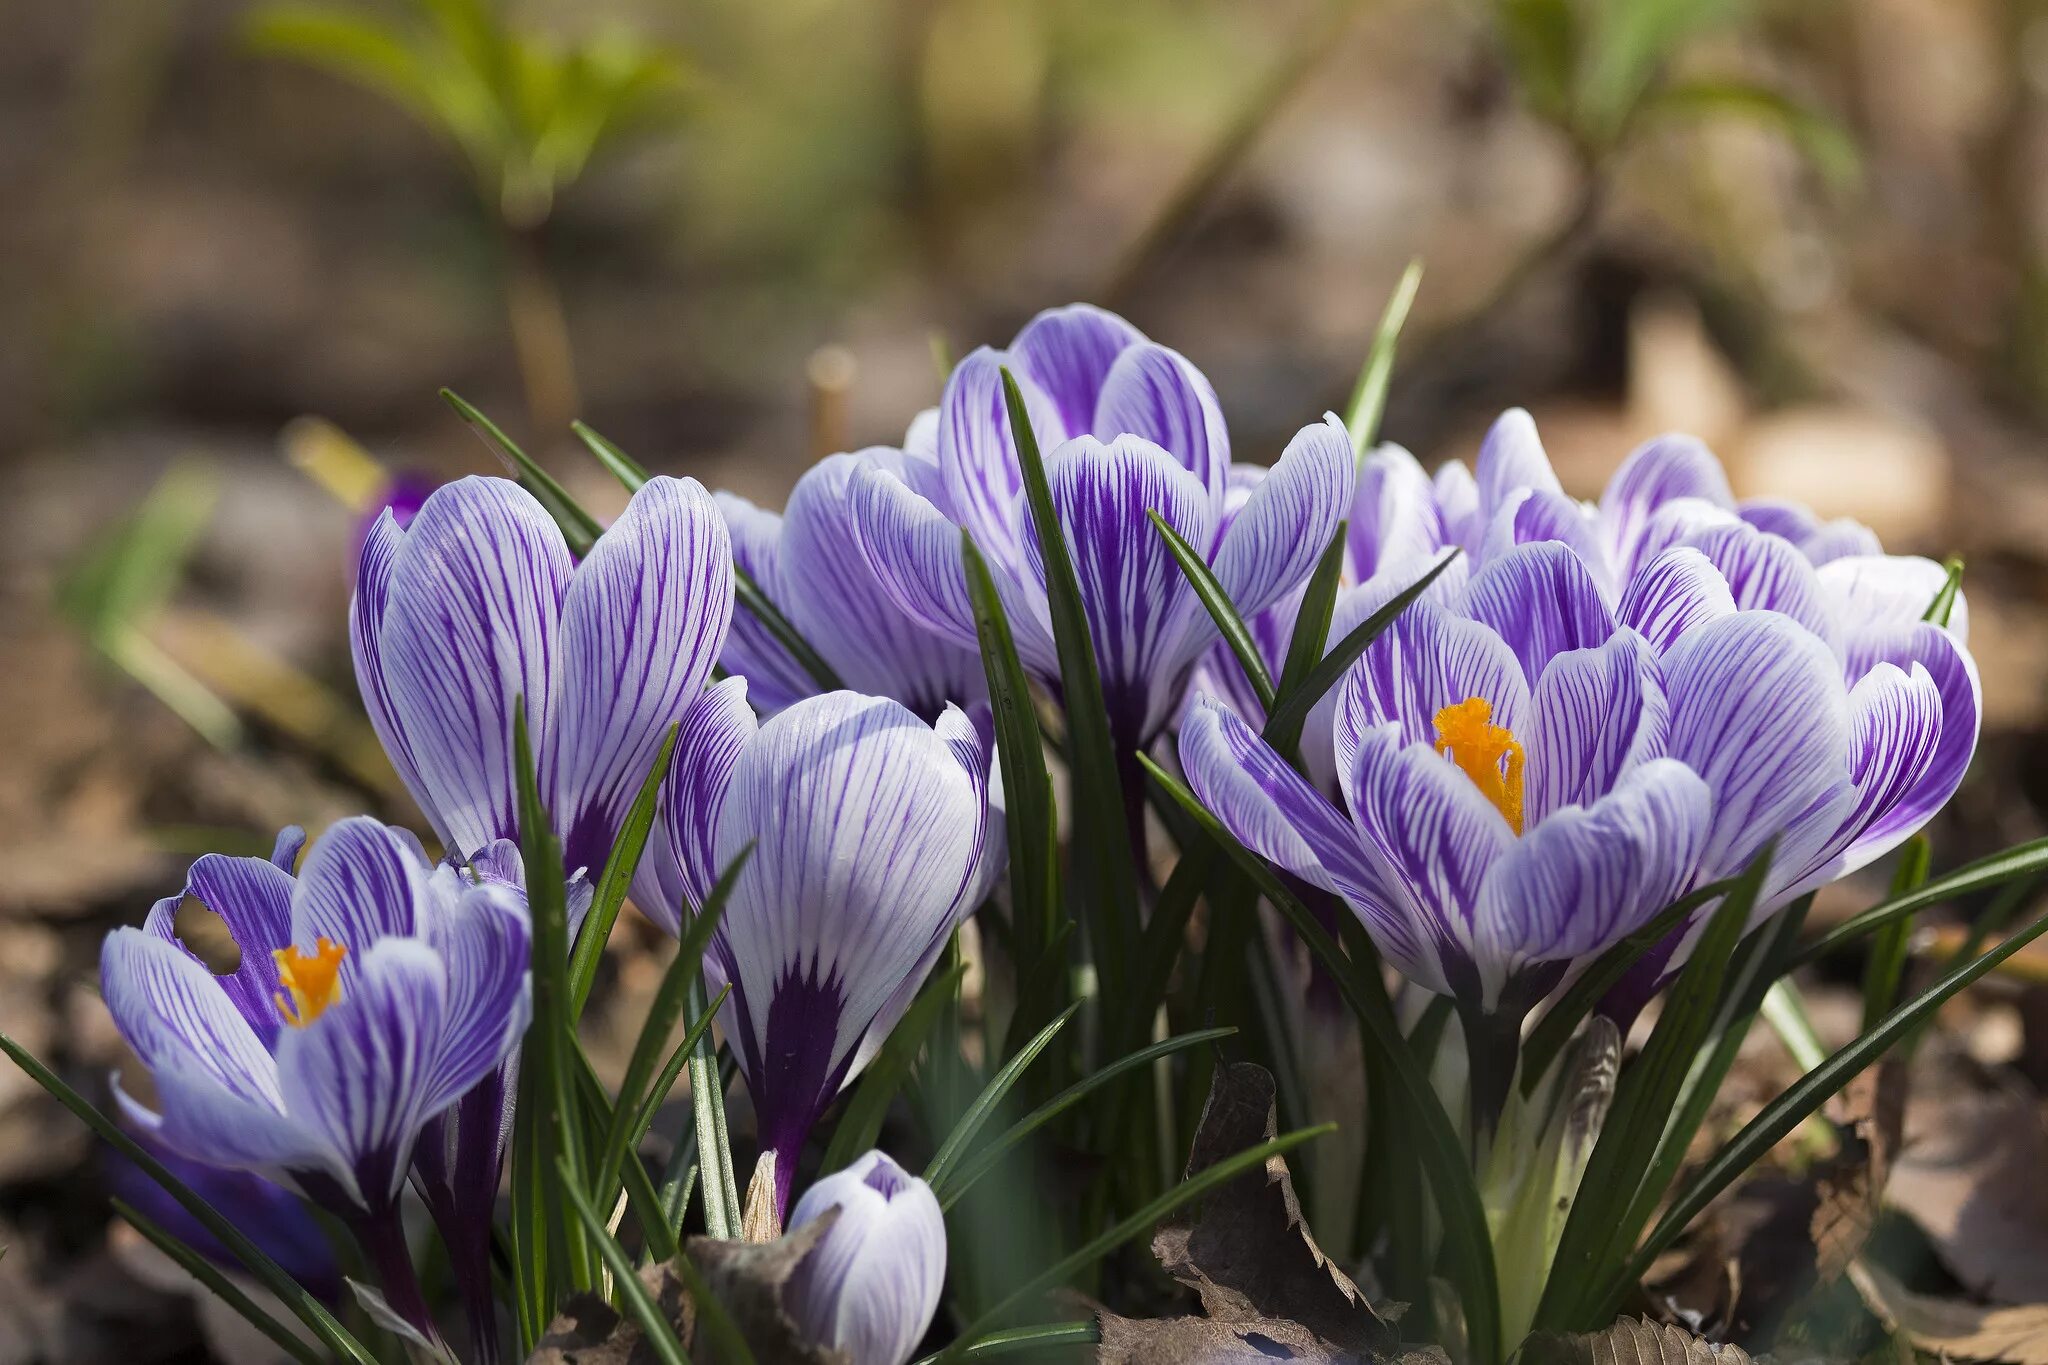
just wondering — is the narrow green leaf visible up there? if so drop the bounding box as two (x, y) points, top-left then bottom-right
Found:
(733, 561), (844, 693)
(568, 1047), (681, 1264)
(1535, 843), (1773, 1331)
(514, 702), (596, 1293)
(1924, 556), (1964, 625)
(1272, 521), (1348, 709)
(912, 1321), (1099, 1363)
(113, 1197), (326, 1365)
(1140, 756), (1502, 1365)
(1000, 367), (1142, 1003)
(924, 1002), (1080, 1189)
(1149, 511), (1275, 712)
(1343, 259), (1424, 462)
(570, 723), (679, 1020)
(963, 530), (1060, 1043)
(1261, 548), (1460, 756)
(822, 963), (970, 1173)
(0, 1035), (374, 1365)
(1520, 879), (1734, 1093)
(509, 1054), (548, 1347)
(631, 984), (730, 1153)
(1605, 900), (2048, 1321)
(938, 1027), (1236, 1209)
(1792, 836), (2048, 968)
(557, 1162), (693, 1365)
(442, 388), (602, 556)
(935, 1124), (1336, 1363)
(572, 419), (651, 491)
(1122, 841), (1215, 1053)
(593, 851), (745, 1226)
(1863, 836), (1931, 1031)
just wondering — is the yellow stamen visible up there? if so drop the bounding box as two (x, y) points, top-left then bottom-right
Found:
(273, 938), (348, 1027)
(1433, 697), (1524, 835)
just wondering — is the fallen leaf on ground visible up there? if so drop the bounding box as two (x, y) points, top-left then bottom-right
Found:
(1851, 1261), (2048, 1364)
(1522, 1315), (1756, 1365)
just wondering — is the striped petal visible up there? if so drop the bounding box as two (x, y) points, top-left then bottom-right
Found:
(276, 938), (449, 1210)
(145, 843), (299, 1046)
(419, 880), (531, 1113)
(1334, 598), (1529, 757)
(351, 512), (429, 815)
(783, 453), (986, 719)
(1480, 489), (1615, 595)
(1459, 541), (1616, 690)
(1684, 521), (1834, 643)
(102, 928), (285, 1114)
(1524, 629), (1668, 823)
(1475, 408), (1561, 517)
(1210, 414), (1355, 623)
(1471, 759), (1709, 1005)
(551, 475), (733, 877)
(378, 477), (573, 860)
(1350, 442), (1447, 580)
(644, 676), (757, 936)
(1601, 434), (1734, 578)
(717, 491), (815, 715)
(785, 1152), (947, 1365)
(1616, 547), (1736, 654)
(1836, 624), (1979, 865)
(1662, 612), (1852, 880)
(1025, 435), (1215, 744)
(291, 817), (428, 970)
(937, 349), (1063, 566)
(1012, 303), (1142, 438)
(1819, 554), (1969, 642)
(1091, 342), (1231, 505)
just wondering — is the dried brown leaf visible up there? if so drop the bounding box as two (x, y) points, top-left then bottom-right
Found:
(529, 1263), (693, 1365)
(1810, 1058), (1907, 1284)
(1521, 1315), (1755, 1365)
(1852, 1261), (2048, 1364)
(685, 1210), (849, 1365)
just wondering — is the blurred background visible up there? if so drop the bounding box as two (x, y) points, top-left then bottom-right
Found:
(5, 0), (2048, 1357)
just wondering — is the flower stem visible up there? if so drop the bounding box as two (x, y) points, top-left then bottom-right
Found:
(351, 1207), (438, 1344)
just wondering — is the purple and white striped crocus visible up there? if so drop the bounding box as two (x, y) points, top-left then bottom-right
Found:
(645, 686), (999, 1214)
(352, 472), (734, 880)
(846, 303), (1353, 752)
(783, 1151), (947, 1365)
(100, 818), (530, 1338)
(717, 414), (984, 719)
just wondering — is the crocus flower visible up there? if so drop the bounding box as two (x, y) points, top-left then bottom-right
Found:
(783, 1151), (947, 1365)
(847, 303), (1353, 754)
(648, 686), (999, 1213)
(352, 472), (734, 879)
(717, 415), (984, 719)
(100, 819), (531, 1337)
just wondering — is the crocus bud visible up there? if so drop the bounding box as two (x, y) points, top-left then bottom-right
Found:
(784, 1152), (946, 1365)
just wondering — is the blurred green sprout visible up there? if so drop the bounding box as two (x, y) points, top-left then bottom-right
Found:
(245, 0), (689, 228)
(1492, 0), (1860, 189)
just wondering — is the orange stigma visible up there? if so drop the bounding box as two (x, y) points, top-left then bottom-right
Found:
(273, 938), (348, 1027)
(1433, 697), (1524, 834)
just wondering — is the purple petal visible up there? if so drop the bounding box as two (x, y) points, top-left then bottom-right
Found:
(1333, 599), (1530, 759)
(1525, 630), (1668, 824)
(1091, 342), (1231, 504)
(276, 938), (449, 1209)
(1026, 434), (1215, 744)
(1627, 497), (1745, 578)
(937, 349), (1063, 566)
(1737, 498), (1819, 544)
(1616, 547), (1736, 653)
(146, 847), (298, 1046)
(845, 458), (1010, 663)
(379, 478), (573, 859)
(1802, 518), (1884, 565)
(1434, 460), (1485, 554)
(1011, 303), (1143, 438)
(716, 491), (815, 714)
(710, 694), (990, 1156)
(1480, 489), (1615, 594)
(101, 929), (284, 1113)
(1472, 759), (1709, 1004)
(1475, 408), (1561, 517)
(351, 512), (429, 815)
(1459, 542), (1616, 690)
(783, 454), (987, 719)
(1684, 522), (1834, 642)
(1211, 414), (1355, 622)
(419, 881), (531, 1113)
(1601, 434), (1734, 577)
(1837, 623), (1979, 864)
(1340, 724), (1515, 997)
(291, 817), (428, 967)
(646, 676), (757, 936)
(1350, 443), (1447, 580)
(118, 1066), (343, 1197)
(1662, 611), (1853, 879)
(785, 1151), (947, 1365)
(550, 476), (734, 875)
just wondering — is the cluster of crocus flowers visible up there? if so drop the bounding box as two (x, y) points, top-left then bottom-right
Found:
(100, 819), (531, 1342)
(1185, 408), (1980, 1113)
